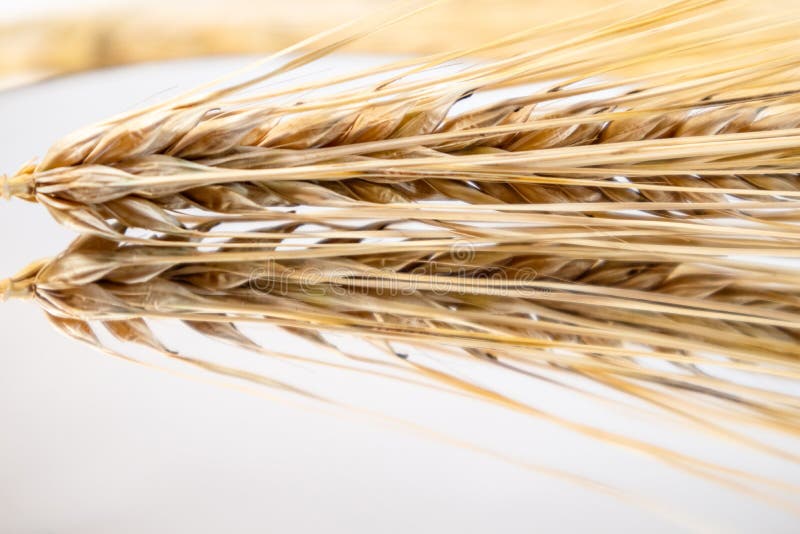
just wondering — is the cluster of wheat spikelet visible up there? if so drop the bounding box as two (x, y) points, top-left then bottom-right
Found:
(2, 0), (800, 514)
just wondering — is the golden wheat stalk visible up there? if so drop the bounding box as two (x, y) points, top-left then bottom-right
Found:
(2, 0), (800, 515)
(3, 2), (800, 243)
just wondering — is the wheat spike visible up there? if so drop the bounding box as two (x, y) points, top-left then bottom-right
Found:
(3, 3), (800, 247)
(3, 230), (799, 507)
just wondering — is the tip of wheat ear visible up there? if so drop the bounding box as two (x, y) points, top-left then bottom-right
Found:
(0, 278), (12, 302)
(1, 260), (47, 302)
(0, 174), (8, 201)
(1, 278), (36, 302)
(0, 277), (31, 302)
(0, 174), (33, 201)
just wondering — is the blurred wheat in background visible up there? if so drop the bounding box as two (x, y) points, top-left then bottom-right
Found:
(1, 0), (797, 86)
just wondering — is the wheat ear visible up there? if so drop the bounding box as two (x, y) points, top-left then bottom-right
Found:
(3, 230), (799, 509)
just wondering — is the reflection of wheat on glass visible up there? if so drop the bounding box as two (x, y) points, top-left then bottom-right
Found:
(2, 0), (800, 525)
